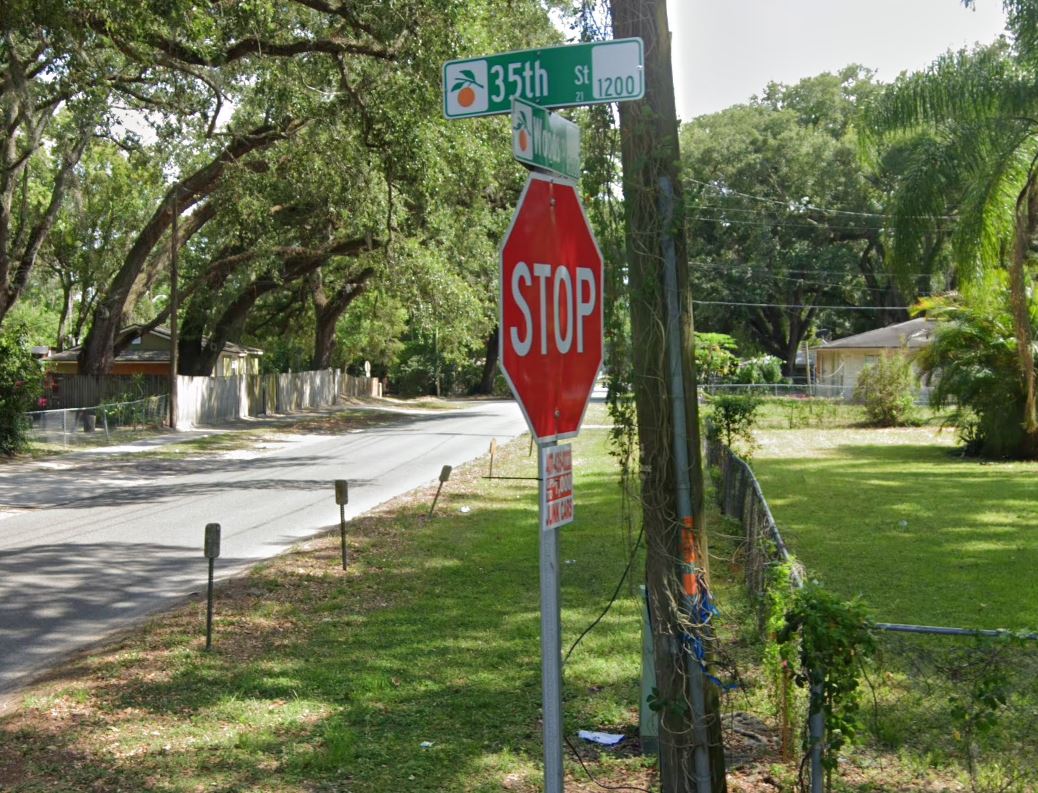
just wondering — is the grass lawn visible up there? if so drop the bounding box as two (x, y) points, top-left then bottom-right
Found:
(0, 404), (658, 793)
(750, 423), (1038, 631)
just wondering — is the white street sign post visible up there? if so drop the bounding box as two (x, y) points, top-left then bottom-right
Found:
(499, 174), (603, 793)
(443, 38), (644, 792)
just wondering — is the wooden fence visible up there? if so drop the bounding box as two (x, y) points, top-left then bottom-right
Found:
(45, 374), (169, 410)
(174, 369), (378, 428)
(37, 370), (378, 428)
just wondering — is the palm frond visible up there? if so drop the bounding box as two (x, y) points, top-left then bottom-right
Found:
(863, 43), (1032, 141)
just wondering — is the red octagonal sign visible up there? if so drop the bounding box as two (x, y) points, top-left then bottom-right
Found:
(500, 173), (603, 443)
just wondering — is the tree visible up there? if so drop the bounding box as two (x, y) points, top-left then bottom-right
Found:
(54, 0), (554, 380)
(42, 142), (165, 349)
(0, 324), (42, 455)
(681, 68), (913, 374)
(863, 33), (1038, 455)
(916, 285), (1035, 457)
(853, 351), (917, 427)
(0, 10), (107, 324)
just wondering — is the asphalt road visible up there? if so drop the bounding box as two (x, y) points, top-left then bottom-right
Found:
(0, 400), (525, 697)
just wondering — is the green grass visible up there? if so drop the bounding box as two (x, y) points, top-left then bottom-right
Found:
(750, 424), (1038, 630)
(0, 405), (656, 793)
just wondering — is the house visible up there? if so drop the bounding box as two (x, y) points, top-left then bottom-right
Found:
(45, 326), (263, 377)
(813, 318), (936, 398)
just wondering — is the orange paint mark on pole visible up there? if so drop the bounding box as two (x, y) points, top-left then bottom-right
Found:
(681, 516), (698, 596)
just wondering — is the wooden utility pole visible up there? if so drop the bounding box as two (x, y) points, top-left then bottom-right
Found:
(609, 1), (727, 790)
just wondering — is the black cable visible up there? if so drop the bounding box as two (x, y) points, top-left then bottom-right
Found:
(564, 523), (644, 665)
(563, 733), (654, 793)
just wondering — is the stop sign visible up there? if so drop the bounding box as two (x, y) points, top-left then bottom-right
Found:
(499, 172), (603, 443)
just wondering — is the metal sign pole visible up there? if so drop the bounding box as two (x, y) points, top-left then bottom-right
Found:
(538, 440), (564, 793)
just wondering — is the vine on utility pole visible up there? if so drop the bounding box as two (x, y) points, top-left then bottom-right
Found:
(609, 0), (727, 790)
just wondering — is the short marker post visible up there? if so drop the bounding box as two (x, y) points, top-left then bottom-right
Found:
(429, 465), (452, 518)
(335, 479), (349, 570)
(203, 522), (221, 651)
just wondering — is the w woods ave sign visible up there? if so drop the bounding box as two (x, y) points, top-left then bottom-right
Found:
(443, 38), (644, 118)
(512, 97), (580, 181)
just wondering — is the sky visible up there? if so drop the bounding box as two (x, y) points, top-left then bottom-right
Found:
(666, 0), (1010, 121)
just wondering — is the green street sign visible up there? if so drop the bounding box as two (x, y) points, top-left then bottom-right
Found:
(511, 97), (580, 180)
(443, 38), (644, 119)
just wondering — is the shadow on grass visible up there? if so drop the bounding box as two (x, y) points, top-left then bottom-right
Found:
(750, 442), (1038, 628)
(0, 439), (648, 793)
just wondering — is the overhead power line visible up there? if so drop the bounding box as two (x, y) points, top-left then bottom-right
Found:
(688, 259), (941, 280)
(693, 300), (912, 311)
(685, 176), (957, 221)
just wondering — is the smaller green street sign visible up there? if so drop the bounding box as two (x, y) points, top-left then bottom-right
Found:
(444, 38), (644, 119)
(512, 98), (580, 180)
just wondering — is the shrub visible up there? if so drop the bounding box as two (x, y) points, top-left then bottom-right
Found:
(732, 354), (784, 385)
(915, 292), (1036, 458)
(0, 325), (43, 455)
(694, 332), (739, 383)
(853, 352), (917, 426)
(708, 393), (762, 458)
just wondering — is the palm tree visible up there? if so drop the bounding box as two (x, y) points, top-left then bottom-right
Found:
(863, 39), (1038, 455)
(915, 286), (1036, 457)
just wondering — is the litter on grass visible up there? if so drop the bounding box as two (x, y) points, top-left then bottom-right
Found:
(578, 730), (624, 746)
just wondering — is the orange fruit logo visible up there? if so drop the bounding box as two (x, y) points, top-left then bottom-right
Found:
(451, 69), (483, 109)
(514, 113), (530, 154)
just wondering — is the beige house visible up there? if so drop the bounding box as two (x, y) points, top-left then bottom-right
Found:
(47, 326), (263, 377)
(813, 318), (935, 398)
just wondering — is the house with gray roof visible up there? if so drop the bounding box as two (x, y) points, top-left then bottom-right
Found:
(813, 318), (935, 398)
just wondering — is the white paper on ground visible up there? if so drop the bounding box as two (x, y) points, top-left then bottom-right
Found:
(578, 730), (624, 746)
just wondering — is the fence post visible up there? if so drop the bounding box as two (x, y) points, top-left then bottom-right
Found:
(809, 676), (825, 793)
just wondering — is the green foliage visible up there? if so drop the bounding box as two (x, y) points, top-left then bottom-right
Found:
(708, 393), (762, 458)
(694, 332), (739, 383)
(682, 66), (900, 370)
(732, 354), (784, 385)
(916, 289), (1036, 457)
(777, 583), (876, 777)
(864, 36), (1038, 439)
(853, 352), (917, 426)
(387, 336), (486, 397)
(0, 325), (44, 455)
(783, 398), (840, 429)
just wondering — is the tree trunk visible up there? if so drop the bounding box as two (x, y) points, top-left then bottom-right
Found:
(178, 237), (372, 375)
(474, 328), (499, 395)
(611, 0), (727, 790)
(310, 266), (376, 370)
(1012, 176), (1038, 448)
(0, 122), (91, 326)
(78, 122), (300, 374)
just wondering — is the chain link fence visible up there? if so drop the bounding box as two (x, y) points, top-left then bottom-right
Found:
(708, 439), (1038, 792)
(25, 395), (169, 447)
(701, 381), (936, 404)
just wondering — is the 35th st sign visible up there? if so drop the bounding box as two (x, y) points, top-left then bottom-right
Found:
(443, 38), (644, 118)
